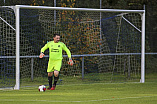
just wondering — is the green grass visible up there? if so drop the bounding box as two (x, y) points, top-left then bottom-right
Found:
(19, 72), (140, 87)
(0, 73), (157, 104)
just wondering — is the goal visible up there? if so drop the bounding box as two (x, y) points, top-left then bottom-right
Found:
(0, 5), (145, 90)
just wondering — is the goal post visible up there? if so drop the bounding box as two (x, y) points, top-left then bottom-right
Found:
(0, 5), (145, 90)
(141, 8), (145, 83)
(15, 6), (20, 90)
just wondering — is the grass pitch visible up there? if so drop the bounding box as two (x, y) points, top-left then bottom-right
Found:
(0, 74), (157, 104)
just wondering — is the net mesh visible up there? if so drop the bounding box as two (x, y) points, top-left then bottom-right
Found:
(0, 7), (16, 88)
(0, 6), (142, 88)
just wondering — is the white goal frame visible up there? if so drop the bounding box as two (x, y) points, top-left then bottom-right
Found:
(3, 5), (145, 90)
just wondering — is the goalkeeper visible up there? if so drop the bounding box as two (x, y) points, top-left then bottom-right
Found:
(39, 33), (73, 90)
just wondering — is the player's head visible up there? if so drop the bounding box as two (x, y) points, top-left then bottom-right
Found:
(53, 33), (60, 43)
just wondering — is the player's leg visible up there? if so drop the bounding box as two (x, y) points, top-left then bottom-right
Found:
(47, 72), (53, 89)
(51, 60), (62, 90)
(47, 60), (55, 90)
(53, 71), (59, 86)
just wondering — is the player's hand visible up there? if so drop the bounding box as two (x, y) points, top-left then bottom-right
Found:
(68, 58), (73, 66)
(39, 53), (45, 58)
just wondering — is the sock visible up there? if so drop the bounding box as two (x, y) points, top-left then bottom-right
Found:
(48, 76), (52, 88)
(53, 76), (59, 86)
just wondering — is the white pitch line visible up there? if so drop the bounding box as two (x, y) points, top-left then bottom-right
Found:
(0, 95), (157, 103)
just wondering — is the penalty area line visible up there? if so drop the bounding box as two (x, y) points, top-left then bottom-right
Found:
(0, 95), (157, 102)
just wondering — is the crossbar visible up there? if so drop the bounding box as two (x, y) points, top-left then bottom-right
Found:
(2, 5), (145, 13)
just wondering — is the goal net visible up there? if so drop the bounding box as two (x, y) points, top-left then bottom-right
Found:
(0, 5), (145, 89)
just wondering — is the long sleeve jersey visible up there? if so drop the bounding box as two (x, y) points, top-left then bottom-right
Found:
(40, 41), (71, 60)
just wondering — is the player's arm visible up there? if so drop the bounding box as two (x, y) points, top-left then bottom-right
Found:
(62, 43), (73, 66)
(39, 43), (48, 58)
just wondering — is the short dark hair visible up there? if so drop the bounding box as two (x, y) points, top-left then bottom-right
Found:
(53, 33), (60, 38)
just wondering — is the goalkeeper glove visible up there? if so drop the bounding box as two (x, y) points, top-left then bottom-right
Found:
(68, 58), (73, 66)
(39, 52), (45, 58)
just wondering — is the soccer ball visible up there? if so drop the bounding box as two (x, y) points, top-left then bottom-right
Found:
(38, 85), (46, 92)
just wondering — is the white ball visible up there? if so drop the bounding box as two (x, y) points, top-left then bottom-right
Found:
(38, 85), (46, 92)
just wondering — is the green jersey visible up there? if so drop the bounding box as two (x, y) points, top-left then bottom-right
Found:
(41, 41), (71, 60)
